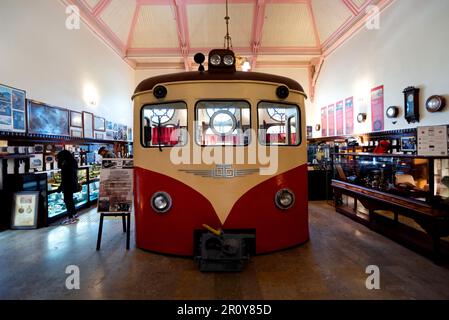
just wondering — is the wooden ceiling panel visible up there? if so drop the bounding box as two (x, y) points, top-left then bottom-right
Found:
(261, 3), (317, 47)
(188, 3), (253, 48)
(132, 5), (179, 48)
(100, 0), (136, 44)
(312, 0), (353, 43)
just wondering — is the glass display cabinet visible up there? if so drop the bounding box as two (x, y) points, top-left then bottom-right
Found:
(45, 166), (99, 222)
(331, 152), (449, 261)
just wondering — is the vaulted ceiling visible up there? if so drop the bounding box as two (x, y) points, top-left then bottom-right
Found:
(60, 0), (393, 70)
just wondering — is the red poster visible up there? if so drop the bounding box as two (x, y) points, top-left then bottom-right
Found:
(321, 107), (327, 137)
(328, 104), (335, 136)
(371, 85), (384, 132)
(335, 101), (344, 135)
(345, 97), (354, 135)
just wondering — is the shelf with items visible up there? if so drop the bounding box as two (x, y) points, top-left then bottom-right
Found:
(331, 152), (449, 262)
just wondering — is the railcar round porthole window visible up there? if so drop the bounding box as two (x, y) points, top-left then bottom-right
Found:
(210, 110), (237, 135)
(267, 108), (286, 122)
(149, 108), (175, 124)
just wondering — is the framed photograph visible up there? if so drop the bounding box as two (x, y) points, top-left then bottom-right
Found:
(70, 127), (83, 138)
(11, 88), (26, 111)
(70, 111), (83, 128)
(94, 116), (106, 132)
(11, 191), (39, 230)
(83, 111), (94, 139)
(95, 131), (105, 140)
(28, 100), (69, 136)
(401, 136), (417, 152)
(106, 120), (114, 131)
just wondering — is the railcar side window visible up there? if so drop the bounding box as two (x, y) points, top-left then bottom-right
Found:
(195, 101), (250, 146)
(258, 102), (301, 146)
(142, 102), (187, 148)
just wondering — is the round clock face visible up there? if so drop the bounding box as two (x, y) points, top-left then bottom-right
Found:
(386, 106), (398, 118)
(407, 94), (414, 103)
(357, 113), (366, 123)
(426, 95), (445, 113)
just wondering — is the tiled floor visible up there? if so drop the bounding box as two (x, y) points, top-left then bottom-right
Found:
(1, 201), (449, 300)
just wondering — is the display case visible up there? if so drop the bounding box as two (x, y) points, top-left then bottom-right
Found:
(332, 152), (449, 261)
(45, 166), (99, 222)
(332, 153), (449, 206)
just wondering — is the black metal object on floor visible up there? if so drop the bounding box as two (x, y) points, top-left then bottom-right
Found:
(96, 212), (131, 250)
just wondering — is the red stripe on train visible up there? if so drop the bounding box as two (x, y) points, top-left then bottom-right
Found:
(134, 165), (309, 256)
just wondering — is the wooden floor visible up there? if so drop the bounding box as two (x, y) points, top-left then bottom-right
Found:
(1, 201), (449, 300)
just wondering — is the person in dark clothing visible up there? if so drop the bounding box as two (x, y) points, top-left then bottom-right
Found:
(56, 150), (79, 225)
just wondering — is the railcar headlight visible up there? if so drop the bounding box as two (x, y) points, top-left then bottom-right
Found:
(275, 189), (295, 210)
(151, 192), (172, 213)
(223, 55), (235, 66)
(210, 54), (222, 66)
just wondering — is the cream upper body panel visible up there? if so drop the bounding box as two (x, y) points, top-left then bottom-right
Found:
(134, 80), (307, 223)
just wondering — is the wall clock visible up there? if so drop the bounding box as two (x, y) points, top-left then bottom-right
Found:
(386, 106), (399, 118)
(357, 113), (366, 123)
(403, 86), (420, 123)
(426, 95), (446, 113)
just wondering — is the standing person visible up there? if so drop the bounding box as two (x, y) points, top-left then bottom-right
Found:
(56, 150), (80, 225)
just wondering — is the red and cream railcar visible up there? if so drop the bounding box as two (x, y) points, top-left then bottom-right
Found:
(132, 49), (309, 256)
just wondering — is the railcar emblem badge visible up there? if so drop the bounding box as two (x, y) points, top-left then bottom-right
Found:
(180, 165), (258, 179)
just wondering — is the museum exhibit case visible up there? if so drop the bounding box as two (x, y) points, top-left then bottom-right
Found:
(331, 152), (449, 261)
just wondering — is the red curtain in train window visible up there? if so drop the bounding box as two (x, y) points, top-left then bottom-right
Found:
(371, 85), (384, 132)
(328, 104), (335, 136)
(266, 133), (286, 144)
(335, 101), (344, 135)
(204, 135), (239, 145)
(152, 127), (178, 145)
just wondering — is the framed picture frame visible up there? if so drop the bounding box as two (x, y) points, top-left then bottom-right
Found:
(83, 111), (94, 139)
(11, 191), (39, 230)
(95, 131), (105, 140)
(70, 127), (83, 138)
(27, 100), (69, 136)
(70, 111), (83, 128)
(403, 86), (420, 124)
(94, 116), (106, 132)
(0, 83), (26, 132)
(401, 136), (417, 152)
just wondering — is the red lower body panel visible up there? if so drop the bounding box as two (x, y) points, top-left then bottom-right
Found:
(134, 165), (309, 256)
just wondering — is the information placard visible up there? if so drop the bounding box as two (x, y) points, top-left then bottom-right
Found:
(98, 159), (133, 213)
(417, 126), (448, 156)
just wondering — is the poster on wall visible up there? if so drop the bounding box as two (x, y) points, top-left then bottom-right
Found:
(0, 84), (26, 132)
(97, 159), (133, 213)
(345, 97), (354, 135)
(417, 125), (448, 156)
(321, 107), (327, 137)
(335, 101), (344, 135)
(328, 104), (335, 136)
(371, 85), (384, 132)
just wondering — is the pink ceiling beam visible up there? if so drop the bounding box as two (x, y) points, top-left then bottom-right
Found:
(306, 0), (321, 47)
(171, 0), (191, 71)
(341, 0), (359, 15)
(249, 0), (267, 69)
(126, 3), (141, 49)
(92, 0), (112, 17)
(323, 0), (395, 57)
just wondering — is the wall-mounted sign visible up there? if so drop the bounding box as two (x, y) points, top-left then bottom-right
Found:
(335, 101), (344, 135)
(417, 125), (448, 156)
(345, 97), (354, 135)
(371, 85), (384, 132)
(321, 107), (327, 137)
(328, 104), (335, 136)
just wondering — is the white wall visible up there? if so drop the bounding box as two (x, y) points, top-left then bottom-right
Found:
(312, 0), (449, 137)
(0, 0), (135, 127)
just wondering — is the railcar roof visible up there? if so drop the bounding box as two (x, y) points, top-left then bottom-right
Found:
(133, 71), (306, 99)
